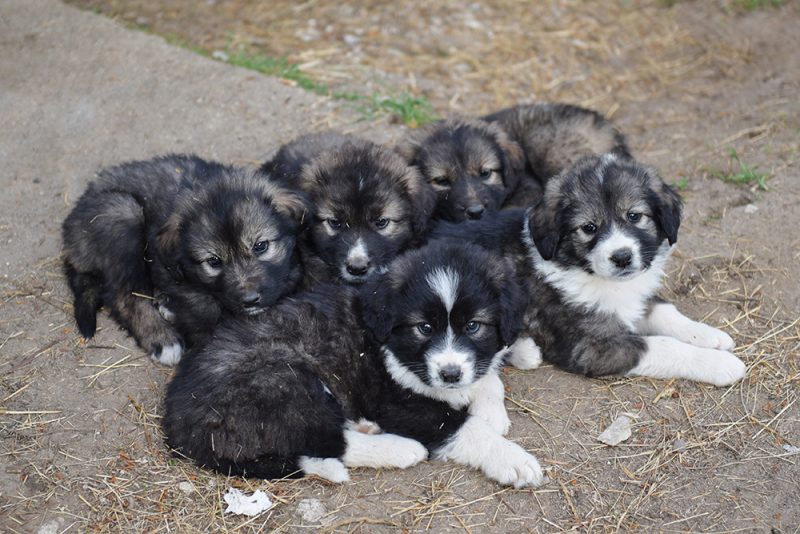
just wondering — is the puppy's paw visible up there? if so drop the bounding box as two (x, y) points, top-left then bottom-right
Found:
(703, 350), (746, 387)
(348, 418), (382, 435)
(343, 431), (427, 469)
(471, 399), (511, 436)
(387, 437), (428, 469)
(298, 457), (350, 483)
(150, 341), (183, 366)
(685, 323), (735, 351)
(483, 440), (545, 488)
(157, 302), (176, 323)
(507, 337), (542, 370)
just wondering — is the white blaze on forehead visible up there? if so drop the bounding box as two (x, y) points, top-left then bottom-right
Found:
(426, 267), (460, 313)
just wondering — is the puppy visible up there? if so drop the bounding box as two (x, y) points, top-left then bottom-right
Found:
(484, 102), (631, 198)
(432, 154), (746, 386)
(62, 154), (308, 365)
(262, 132), (436, 285)
(163, 241), (545, 488)
(396, 118), (525, 222)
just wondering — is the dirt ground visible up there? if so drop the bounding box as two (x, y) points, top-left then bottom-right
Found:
(3, 0), (799, 532)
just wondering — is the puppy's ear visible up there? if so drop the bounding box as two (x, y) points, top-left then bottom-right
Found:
(399, 167), (437, 234)
(263, 182), (313, 230)
(493, 126), (525, 191)
(155, 211), (185, 281)
(528, 195), (562, 261)
(394, 129), (426, 164)
(495, 260), (529, 347)
(650, 172), (683, 245)
(359, 275), (395, 343)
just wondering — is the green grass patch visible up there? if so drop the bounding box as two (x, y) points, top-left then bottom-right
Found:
(735, 0), (786, 10)
(714, 149), (769, 190)
(222, 49), (436, 127)
(358, 93), (438, 128)
(672, 177), (690, 191)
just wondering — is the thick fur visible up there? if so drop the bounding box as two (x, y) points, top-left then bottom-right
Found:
(262, 132), (436, 286)
(62, 154), (308, 364)
(484, 103), (631, 197)
(431, 154), (745, 386)
(163, 242), (544, 487)
(396, 118), (525, 222)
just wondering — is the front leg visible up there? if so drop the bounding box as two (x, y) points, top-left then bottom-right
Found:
(637, 302), (735, 351)
(434, 415), (544, 488)
(627, 336), (745, 387)
(468, 373), (510, 436)
(506, 337), (543, 370)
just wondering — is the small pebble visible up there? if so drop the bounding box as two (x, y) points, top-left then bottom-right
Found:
(211, 50), (230, 62)
(296, 498), (327, 523)
(178, 481), (196, 494)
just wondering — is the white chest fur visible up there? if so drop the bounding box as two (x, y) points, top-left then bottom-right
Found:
(522, 219), (671, 330)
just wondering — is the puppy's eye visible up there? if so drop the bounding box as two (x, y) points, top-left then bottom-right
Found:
(417, 322), (433, 336)
(375, 217), (390, 230)
(431, 176), (449, 187)
(206, 256), (222, 269)
(581, 223), (598, 235)
(479, 168), (494, 179)
(627, 212), (642, 223)
(328, 218), (342, 230)
(465, 321), (481, 334)
(252, 240), (269, 254)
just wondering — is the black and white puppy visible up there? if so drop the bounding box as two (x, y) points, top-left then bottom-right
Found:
(395, 118), (525, 222)
(62, 154), (309, 365)
(432, 154), (745, 386)
(163, 242), (545, 488)
(262, 132), (436, 285)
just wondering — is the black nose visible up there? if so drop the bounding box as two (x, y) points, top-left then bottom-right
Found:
(465, 205), (485, 220)
(346, 259), (370, 276)
(610, 248), (633, 268)
(439, 364), (463, 384)
(241, 292), (261, 306)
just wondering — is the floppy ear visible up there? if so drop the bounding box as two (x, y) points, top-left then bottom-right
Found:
(263, 183), (313, 230)
(394, 129), (426, 164)
(528, 196), (562, 261)
(493, 126), (525, 192)
(155, 211), (185, 281)
(398, 166), (437, 234)
(651, 174), (683, 245)
(496, 261), (529, 347)
(358, 275), (395, 344)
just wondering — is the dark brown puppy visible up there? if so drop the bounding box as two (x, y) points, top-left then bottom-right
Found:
(62, 154), (308, 365)
(262, 132), (436, 286)
(396, 118), (525, 222)
(484, 102), (631, 206)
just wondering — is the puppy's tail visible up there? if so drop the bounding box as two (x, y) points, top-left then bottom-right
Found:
(65, 263), (102, 339)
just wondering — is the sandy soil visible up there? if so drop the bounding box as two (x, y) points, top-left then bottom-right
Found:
(3, 0), (799, 532)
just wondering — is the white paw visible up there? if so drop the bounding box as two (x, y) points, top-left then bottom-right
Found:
(298, 457), (350, 483)
(703, 350), (746, 387)
(471, 399), (511, 436)
(483, 440), (545, 488)
(158, 303), (176, 322)
(388, 437), (428, 469)
(507, 337), (542, 370)
(151, 342), (182, 366)
(343, 431), (428, 469)
(685, 323), (735, 351)
(347, 418), (382, 435)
